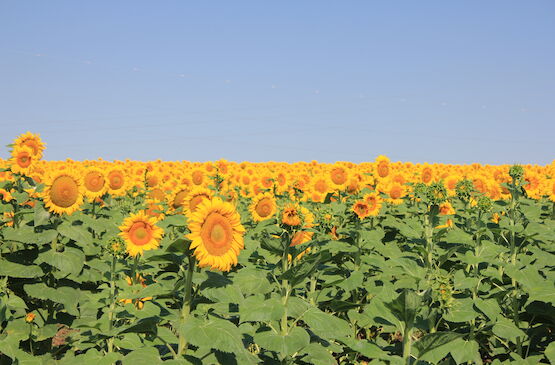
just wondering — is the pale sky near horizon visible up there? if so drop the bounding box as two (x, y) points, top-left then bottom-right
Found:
(1, 1), (554, 165)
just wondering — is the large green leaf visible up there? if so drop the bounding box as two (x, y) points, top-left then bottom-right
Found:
(302, 307), (352, 340)
(254, 326), (310, 356)
(412, 331), (463, 362)
(0, 260), (43, 278)
(492, 318), (526, 343)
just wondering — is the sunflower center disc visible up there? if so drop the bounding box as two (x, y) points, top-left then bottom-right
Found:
(210, 224), (226, 245)
(135, 227), (148, 240)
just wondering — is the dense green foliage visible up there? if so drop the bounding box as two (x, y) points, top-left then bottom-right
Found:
(0, 171), (554, 365)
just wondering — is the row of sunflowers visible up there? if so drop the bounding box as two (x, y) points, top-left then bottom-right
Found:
(0, 132), (554, 364)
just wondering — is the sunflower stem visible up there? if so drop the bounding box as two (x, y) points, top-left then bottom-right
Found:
(281, 234), (290, 336)
(177, 254), (195, 357)
(107, 254), (117, 355)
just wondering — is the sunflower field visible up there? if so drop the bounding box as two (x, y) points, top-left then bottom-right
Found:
(0, 132), (554, 365)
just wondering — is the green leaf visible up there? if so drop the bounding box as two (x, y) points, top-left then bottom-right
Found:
(443, 298), (478, 323)
(339, 337), (388, 359)
(57, 221), (93, 246)
(240, 295), (284, 323)
(181, 316), (246, 354)
(24, 283), (79, 315)
(492, 318), (526, 343)
(546, 341), (555, 364)
(122, 347), (161, 365)
(254, 326), (310, 356)
(474, 298), (501, 321)
(33, 202), (50, 226)
(412, 331), (463, 362)
(300, 343), (336, 365)
(385, 289), (421, 329)
(450, 338), (481, 364)
(302, 307), (352, 340)
(0, 260), (43, 278)
(233, 267), (272, 295)
(37, 247), (85, 275)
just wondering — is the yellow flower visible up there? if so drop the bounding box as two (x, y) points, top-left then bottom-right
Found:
(118, 211), (164, 257)
(439, 202), (455, 215)
(186, 197), (245, 272)
(9, 145), (35, 175)
(42, 170), (84, 215)
(14, 132), (46, 159)
(25, 312), (36, 323)
(249, 193), (277, 222)
(82, 168), (108, 201)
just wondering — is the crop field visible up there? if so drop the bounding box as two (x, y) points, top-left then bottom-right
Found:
(0, 132), (553, 364)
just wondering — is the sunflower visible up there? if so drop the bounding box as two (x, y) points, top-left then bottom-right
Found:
(329, 165), (349, 189)
(168, 185), (190, 211)
(118, 211), (164, 257)
(82, 168), (107, 200)
(144, 199), (165, 220)
(185, 187), (213, 215)
(375, 155), (390, 179)
(438, 202), (455, 215)
(42, 170), (84, 215)
(290, 206), (315, 247)
(13, 132), (46, 159)
(249, 193), (277, 222)
(107, 168), (128, 196)
(0, 189), (13, 202)
(363, 192), (383, 216)
(9, 146), (35, 175)
(384, 182), (407, 205)
(186, 197), (245, 272)
(352, 200), (371, 220)
(280, 203), (303, 227)
(119, 273), (153, 310)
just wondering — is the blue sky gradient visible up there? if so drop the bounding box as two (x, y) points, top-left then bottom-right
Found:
(1, 1), (553, 164)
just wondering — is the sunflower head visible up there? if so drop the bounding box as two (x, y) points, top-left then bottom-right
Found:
(82, 168), (107, 200)
(186, 197), (245, 272)
(352, 200), (371, 220)
(42, 170), (84, 215)
(118, 211), (164, 257)
(107, 169), (128, 196)
(9, 145), (35, 175)
(280, 203), (303, 227)
(14, 132), (46, 159)
(249, 193), (277, 222)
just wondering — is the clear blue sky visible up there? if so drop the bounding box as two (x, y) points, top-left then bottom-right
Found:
(1, 1), (553, 164)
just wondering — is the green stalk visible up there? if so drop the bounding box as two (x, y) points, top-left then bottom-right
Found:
(402, 326), (412, 364)
(177, 254), (195, 356)
(281, 240), (290, 336)
(508, 179), (523, 357)
(107, 255), (117, 354)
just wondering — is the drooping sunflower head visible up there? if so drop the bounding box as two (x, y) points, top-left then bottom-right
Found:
(144, 199), (166, 220)
(168, 185), (190, 211)
(118, 211), (164, 257)
(249, 192), (277, 222)
(289, 206), (315, 247)
(352, 200), (371, 220)
(13, 132), (46, 159)
(42, 170), (84, 215)
(439, 201), (455, 216)
(363, 192), (383, 216)
(186, 196), (245, 272)
(9, 145), (35, 175)
(185, 187), (213, 215)
(280, 203), (304, 227)
(82, 168), (108, 200)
